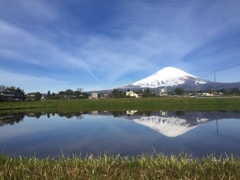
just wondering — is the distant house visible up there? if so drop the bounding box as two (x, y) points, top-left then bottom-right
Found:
(0, 89), (14, 101)
(202, 92), (213, 96)
(26, 92), (45, 101)
(26, 93), (36, 100)
(159, 87), (168, 96)
(100, 93), (108, 98)
(91, 92), (98, 99)
(0, 88), (25, 101)
(126, 91), (139, 98)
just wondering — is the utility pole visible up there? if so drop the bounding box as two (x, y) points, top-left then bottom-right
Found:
(195, 80), (199, 97)
(216, 111), (218, 135)
(214, 71), (216, 96)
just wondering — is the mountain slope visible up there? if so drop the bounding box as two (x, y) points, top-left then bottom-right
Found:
(132, 67), (207, 88)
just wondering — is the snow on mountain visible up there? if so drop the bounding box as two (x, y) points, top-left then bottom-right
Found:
(132, 67), (207, 88)
(133, 116), (208, 137)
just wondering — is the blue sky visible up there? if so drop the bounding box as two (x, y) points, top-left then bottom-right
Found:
(0, 0), (240, 93)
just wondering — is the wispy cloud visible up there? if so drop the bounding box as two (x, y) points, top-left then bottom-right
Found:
(0, 0), (58, 21)
(0, 0), (240, 92)
(0, 70), (72, 93)
(0, 19), (91, 74)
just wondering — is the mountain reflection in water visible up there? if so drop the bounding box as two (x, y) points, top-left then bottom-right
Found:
(1, 110), (239, 137)
(90, 110), (240, 137)
(1, 110), (240, 158)
(132, 116), (208, 137)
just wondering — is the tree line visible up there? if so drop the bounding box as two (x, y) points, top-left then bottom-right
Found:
(0, 85), (25, 95)
(1, 84), (239, 102)
(0, 85), (89, 101)
(43, 89), (89, 100)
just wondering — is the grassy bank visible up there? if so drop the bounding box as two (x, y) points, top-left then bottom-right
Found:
(1, 154), (240, 179)
(0, 97), (240, 113)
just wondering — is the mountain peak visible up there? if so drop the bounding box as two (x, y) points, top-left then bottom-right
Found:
(152, 67), (197, 78)
(132, 67), (206, 88)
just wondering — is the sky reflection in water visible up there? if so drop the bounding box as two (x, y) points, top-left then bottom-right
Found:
(0, 111), (240, 158)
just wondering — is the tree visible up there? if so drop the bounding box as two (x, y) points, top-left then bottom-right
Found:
(81, 92), (89, 99)
(0, 85), (6, 89)
(230, 88), (239, 94)
(47, 90), (51, 99)
(0, 94), (3, 102)
(51, 93), (57, 99)
(58, 91), (65, 98)
(34, 92), (42, 101)
(174, 88), (183, 96)
(76, 88), (83, 92)
(111, 89), (125, 98)
(142, 88), (152, 97)
(15, 87), (25, 95)
(112, 89), (119, 98)
(65, 89), (73, 95)
(8, 86), (25, 95)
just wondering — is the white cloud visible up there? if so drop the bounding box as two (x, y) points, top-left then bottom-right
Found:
(0, 0), (58, 21)
(0, 70), (72, 93)
(0, 19), (90, 72)
(0, 0), (240, 92)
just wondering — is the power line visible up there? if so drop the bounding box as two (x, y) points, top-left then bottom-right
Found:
(201, 63), (240, 81)
(215, 63), (240, 72)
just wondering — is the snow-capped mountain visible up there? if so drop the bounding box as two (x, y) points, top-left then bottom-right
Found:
(132, 67), (207, 88)
(117, 66), (239, 91)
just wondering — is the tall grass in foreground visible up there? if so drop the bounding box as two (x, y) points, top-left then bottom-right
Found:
(1, 154), (240, 179)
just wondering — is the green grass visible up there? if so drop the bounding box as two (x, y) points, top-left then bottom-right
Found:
(0, 97), (240, 113)
(1, 98), (240, 179)
(1, 153), (240, 179)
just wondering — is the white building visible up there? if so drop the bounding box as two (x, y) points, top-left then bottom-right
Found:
(91, 92), (98, 99)
(159, 87), (167, 96)
(202, 92), (213, 96)
(126, 91), (139, 98)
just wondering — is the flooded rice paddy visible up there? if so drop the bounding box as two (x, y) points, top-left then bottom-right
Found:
(1, 110), (240, 158)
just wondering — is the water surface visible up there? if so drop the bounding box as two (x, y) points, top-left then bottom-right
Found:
(0, 110), (240, 158)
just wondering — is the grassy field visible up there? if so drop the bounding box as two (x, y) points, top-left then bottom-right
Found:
(1, 153), (240, 179)
(1, 97), (240, 179)
(0, 97), (240, 113)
